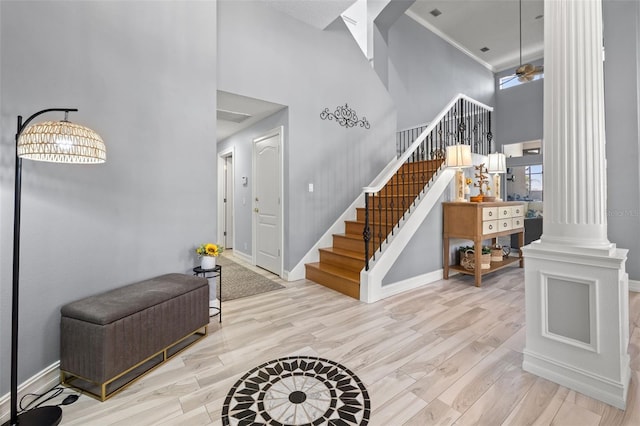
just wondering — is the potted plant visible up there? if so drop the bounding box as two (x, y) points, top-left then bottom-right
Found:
(196, 243), (224, 269)
(479, 246), (491, 269)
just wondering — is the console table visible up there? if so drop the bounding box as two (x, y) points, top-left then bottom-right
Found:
(443, 201), (525, 287)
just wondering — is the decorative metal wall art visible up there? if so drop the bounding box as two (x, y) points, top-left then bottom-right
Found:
(320, 104), (370, 129)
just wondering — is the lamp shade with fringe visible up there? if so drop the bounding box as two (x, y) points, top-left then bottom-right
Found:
(17, 120), (106, 163)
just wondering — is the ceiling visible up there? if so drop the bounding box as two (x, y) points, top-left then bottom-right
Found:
(217, 91), (286, 142)
(217, 1), (545, 141)
(407, 0), (544, 72)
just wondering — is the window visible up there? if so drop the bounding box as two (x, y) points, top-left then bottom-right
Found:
(499, 73), (543, 90)
(506, 164), (543, 202)
(525, 165), (543, 198)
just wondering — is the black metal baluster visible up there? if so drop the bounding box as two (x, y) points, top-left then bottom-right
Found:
(390, 170), (395, 237)
(364, 193), (370, 270)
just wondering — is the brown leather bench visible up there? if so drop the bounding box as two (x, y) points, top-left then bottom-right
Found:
(59, 273), (209, 401)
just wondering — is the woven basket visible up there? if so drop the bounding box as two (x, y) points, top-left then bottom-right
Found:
(491, 248), (503, 262)
(461, 250), (491, 270)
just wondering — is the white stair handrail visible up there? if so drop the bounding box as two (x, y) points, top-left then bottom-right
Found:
(363, 93), (493, 194)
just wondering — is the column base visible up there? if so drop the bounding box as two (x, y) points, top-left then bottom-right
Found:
(522, 241), (630, 409)
(523, 349), (630, 409)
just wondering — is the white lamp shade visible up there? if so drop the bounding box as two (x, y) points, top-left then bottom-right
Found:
(445, 144), (472, 168)
(17, 120), (106, 164)
(486, 152), (506, 173)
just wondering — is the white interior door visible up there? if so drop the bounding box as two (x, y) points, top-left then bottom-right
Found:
(224, 155), (234, 249)
(253, 129), (282, 275)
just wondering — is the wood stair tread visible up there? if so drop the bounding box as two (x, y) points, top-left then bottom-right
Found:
(305, 262), (360, 282)
(305, 159), (444, 300)
(318, 247), (363, 260)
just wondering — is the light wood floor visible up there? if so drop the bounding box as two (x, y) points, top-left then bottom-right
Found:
(56, 257), (640, 425)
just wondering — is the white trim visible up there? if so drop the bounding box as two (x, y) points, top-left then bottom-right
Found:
(252, 126), (284, 277)
(375, 269), (443, 300)
(231, 250), (252, 264)
(629, 279), (640, 292)
(0, 361), (61, 425)
(217, 146), (235, 250)
(540, 272), (599, 353)
(523, 349), (630, 410)
(405, 10), (495, 73)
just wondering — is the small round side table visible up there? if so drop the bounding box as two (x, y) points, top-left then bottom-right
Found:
(193, 265), (222, 323)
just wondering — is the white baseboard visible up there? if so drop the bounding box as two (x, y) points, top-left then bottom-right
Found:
(629, 279), (640, 292)
(523, 349), (630, 410)
(0, 361), (61, 425)
(231, 250), (252, 264)
(376, 269), (443, 300)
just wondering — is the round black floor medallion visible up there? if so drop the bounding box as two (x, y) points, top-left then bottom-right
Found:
(222, 356), (370, 425)
(289, 390), (307, 404)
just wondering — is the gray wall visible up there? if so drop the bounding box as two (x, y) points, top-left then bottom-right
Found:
(218, 109), (289, 258)
(603, 0), (640, 280)
(387, 14), (495, 130)
(383, 192), (446, 285)
(494, 59), (544, 147)
(218, 0), (397, 272)
(381, 14), (496, 283)
(0, 1), (217, 394)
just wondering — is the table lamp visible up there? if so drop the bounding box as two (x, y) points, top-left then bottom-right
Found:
(446, 144), (472, 202)
(487, 152), (507, 201)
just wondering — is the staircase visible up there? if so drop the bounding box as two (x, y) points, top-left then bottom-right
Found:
(304, 94), (493, 301)
(305, 158), (444, 298)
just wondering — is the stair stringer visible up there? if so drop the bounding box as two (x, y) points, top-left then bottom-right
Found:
(360, 168), (455, 303)
(287, 155), (397, 281)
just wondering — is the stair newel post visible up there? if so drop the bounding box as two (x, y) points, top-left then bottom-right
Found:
(363, 192), (370, 271)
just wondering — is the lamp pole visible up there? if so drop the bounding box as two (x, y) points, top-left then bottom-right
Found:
(6, 108), (78, 426)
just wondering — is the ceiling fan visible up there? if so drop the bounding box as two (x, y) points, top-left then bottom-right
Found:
(507, 0), (544, 83)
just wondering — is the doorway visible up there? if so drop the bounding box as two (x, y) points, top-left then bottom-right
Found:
(252, 127), (283, 276)
(218, 147), (234, 250)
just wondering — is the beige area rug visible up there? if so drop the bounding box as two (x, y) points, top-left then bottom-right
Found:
(216, 256), (284, 301)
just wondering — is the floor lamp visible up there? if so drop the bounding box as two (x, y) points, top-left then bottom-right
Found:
(4, 108), (105, 426)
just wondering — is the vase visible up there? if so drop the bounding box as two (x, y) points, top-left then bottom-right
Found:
(201, 256), (216, 270)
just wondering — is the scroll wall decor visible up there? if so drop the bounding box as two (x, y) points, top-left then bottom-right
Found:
(320, 103), (370, 129)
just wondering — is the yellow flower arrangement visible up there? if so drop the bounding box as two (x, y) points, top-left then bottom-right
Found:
(196, 243), (223, 257)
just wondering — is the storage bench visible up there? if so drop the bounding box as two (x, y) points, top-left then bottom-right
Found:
(60, 273), (209, 401)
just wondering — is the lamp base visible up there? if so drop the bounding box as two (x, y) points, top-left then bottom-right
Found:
(2, 406), (62, 426)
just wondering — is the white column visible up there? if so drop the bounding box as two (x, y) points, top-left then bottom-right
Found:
(541, 0), (611, 253)
(522, 0), (630, 409)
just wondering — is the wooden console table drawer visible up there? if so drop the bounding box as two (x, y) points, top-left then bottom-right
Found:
(443, 201), (525, 287)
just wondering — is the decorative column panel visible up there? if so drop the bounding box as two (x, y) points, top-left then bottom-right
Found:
(522, 0), (630, 410)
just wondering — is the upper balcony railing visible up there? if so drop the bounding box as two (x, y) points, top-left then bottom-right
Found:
(363, 94), (494, 270)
